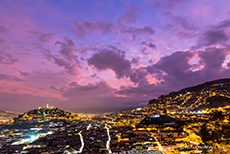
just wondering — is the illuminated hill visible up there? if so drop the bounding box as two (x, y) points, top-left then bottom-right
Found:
(148, 78), (230, 112)
(15, 106), (77, 121)
(0, 110), (19, 123)
(2, 106), (78, 129)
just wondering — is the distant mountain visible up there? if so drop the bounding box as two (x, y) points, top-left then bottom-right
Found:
(148, 78), (230, 111)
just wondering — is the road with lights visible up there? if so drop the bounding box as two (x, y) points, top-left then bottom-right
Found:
(74, 131), (84, 153)
(105, 125), (112, 153)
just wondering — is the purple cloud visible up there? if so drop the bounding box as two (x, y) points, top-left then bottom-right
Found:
(0, 25), (9, 33)
(162, 12), (199, 39)
(88, 47), (132, 79)
(38, 33), (54, 43)
(30, 31), (55, 43)
(125, 26), (154, 35)
(19, 71), (29, 76)
(198, 47), (229, 69)
(40, 41), (80, 76)
(131, 57), (139, 64)
(55, 36), (77, 62)
(198, 30), (227, 46)
(140, 41), (156, 54)
(118, 47), (230, 99)
(0, 73), (22, 81)
(146, 51), (197, 89)
(130, 67), (148, 86)
(149, 51), (194, 78)
(116, 84), (169, 99)
(69, 81), (114, 92)
(124, 26), (155, 40)
(72, 7), (154, 41)
(0, 38), (4, 44)
(141, 41), (156, 49)
(154, 0), (184, 10)
(0, 52), (18, 65)
(172, 16), (197, 31)
(191, 19), (230, 49)
(144, 46), (230, 92)
(53, 57), (79, 76)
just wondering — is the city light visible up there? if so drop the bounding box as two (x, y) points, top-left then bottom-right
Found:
(30, 135), (36, 140)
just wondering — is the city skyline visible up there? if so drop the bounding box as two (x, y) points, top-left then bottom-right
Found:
(1, 0), (230, 113)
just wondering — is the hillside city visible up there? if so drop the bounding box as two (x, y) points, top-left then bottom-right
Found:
(0, 79), (230, 153)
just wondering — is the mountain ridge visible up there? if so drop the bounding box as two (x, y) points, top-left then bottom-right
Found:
(148, 78), (230, 111)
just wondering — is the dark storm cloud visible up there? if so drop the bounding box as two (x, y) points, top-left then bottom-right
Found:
(0, 73), (22, 81)
(88, 47), (132, 79)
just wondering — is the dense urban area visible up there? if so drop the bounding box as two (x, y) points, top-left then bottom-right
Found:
(0, 79), (230, 153)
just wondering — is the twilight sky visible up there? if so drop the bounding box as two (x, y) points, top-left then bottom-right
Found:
(1, 0), (230, 113)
